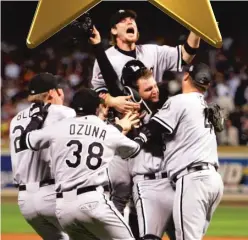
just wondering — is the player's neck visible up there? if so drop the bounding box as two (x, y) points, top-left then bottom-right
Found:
(116, 41), (136, 51)
(183, 87), (203, 94)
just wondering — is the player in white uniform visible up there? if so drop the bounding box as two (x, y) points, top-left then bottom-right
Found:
(19, 88), (144, 240)
(90, 10), (201, 233)
(136, 63), (224, 240)
(117, 60), (175, 240)
(9, 73), (73, 240)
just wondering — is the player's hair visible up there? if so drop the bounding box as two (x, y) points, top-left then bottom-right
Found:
(27, 92), (49, 102)
(129, 68), (153, 89)
(189, 76), (209, 93)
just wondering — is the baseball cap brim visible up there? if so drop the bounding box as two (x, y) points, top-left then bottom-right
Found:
(110, 9), (137, 28)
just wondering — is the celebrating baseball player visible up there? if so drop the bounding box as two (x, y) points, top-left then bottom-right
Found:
(9, 73), (73, 240)
(88, 21), (178, 239)
(18, 87), (145, 240)
(92, 9), (200, 106)
(135, 63), (225, 240)
(90, 8), (200, 218)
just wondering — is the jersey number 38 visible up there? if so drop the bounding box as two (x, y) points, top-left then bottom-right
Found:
(66, 140), (103, 170)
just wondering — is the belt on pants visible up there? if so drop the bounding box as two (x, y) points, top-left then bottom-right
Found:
(16, 179), (55, 191)
(172, 163), (217, 183)
(144, 171), (168, 180)
(56, 185), (109, 198)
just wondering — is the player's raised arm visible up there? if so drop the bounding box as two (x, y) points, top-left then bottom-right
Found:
(181, 31), (201, 64)
(90, 26), (125, 97)
(157, 31), (200, 72)
(89, 26), (140, 113)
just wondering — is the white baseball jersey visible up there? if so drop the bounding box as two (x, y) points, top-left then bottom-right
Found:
(151, 92), (219, 178)
(128, 149), (164, 177)
(9, 104), (76, 185)
(24, 115), (140, 192)
(92, 44), (182, 92)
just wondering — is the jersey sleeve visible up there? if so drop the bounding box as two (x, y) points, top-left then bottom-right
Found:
(107, 125), (140, 160)
(156, 45), (182, 72)
(25, 126), (53, 151)
(151, 96), (184, 134)
(91, 60), (108, 93)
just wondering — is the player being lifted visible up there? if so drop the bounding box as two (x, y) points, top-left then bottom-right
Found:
(89, 26), (176, 240)
(19, 88), (144, 240)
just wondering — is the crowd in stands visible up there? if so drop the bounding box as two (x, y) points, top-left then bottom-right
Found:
(1, 36), (248, 148)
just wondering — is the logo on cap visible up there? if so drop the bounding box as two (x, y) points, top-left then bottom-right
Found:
(119, 10), (125, 13)
(130, 66), (141, 72)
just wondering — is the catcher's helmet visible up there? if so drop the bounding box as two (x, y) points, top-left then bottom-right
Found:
(183, 62), (212, 86)
(121, 60), (147, 87)
(70, 88), (101, 115)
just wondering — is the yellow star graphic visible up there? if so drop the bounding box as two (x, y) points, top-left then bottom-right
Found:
(27, 0), (222, 49)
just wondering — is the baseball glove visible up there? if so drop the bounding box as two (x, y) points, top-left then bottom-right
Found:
(204, 103), (225, 133)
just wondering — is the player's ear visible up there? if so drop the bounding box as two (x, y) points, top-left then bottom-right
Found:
(111, 27), (117, 36)
(183, 72), (190, 82)
(47, 89), (54, 100)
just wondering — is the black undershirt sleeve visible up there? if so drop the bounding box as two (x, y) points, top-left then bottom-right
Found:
(92, 43), (125, 97)
(20, 117), (44, 150)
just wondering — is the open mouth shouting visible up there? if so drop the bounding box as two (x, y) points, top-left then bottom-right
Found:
(126, 26), (135, 34)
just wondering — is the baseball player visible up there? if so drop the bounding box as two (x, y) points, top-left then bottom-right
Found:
(118, 60), (175, 240)
(136, 63), (224, 240)
(92, 9), (200, 105)
(19, 88), (144, 240)
(9, 73), (73, 240)
(89, 25), (176, 239)
(90, 9), (200, 213)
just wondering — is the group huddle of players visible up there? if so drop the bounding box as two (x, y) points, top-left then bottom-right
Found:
(9, 9), (225, 240)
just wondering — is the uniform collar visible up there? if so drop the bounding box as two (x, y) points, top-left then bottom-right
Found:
(115, 45), (136, 58)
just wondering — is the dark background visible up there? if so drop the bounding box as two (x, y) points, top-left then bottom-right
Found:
(1, 1), (248, 61)
(1, 1), (248, 147)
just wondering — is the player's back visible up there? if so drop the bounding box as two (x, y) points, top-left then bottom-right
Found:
(46, 115), (131, 192)
(160, 93), (218, 178)
(9, 104), (76, 185)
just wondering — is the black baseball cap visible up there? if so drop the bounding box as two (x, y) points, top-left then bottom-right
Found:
(183, 63), (212, 86)
(28, 73), (61, 95)
(110, 9), (137, 28)
(121, 60), (147, 86)
(70, 88), (102, 115)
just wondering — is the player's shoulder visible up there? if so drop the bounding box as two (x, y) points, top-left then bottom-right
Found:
(105, 46), (118, 56)
(163, 94), (190, 109)
(48, 105), (76, 118)
(137, 44), (158, 52)
(43, 105), (76, 127)
(168, 93), (203, 107)
(10, 106), (31, 130)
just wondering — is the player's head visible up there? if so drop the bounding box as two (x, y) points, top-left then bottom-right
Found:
(182, 62), (212, 93)
(122, 60), (159, 102)
(70, 88), (108, 120)
(28, 73), (64, 105)
(110, 9), (139, 46)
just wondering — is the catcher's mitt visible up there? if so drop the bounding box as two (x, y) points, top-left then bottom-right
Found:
(204, 103), (225, 133)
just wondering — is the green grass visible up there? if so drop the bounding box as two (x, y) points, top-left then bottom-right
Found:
(1, 203), (35, 233)
(1, 203), (248, 236)
(206, 206), (248, 237)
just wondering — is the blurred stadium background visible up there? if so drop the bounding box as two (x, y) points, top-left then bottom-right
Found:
(1, 1), (248, 239)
